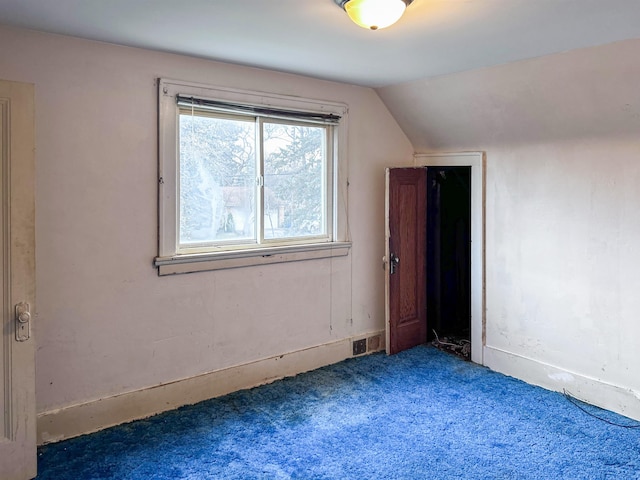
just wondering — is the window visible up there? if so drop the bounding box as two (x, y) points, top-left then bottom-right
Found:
(178, 105), (330, 249)
(156, 79), (350, 275)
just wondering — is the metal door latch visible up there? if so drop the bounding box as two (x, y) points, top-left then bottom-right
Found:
(15, 302), (30, 342)
(390, 253), (400, 274)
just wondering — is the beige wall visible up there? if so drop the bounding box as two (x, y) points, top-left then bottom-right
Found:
(6, 20), (638, 434)
(0, 26), (413, 417)
(378, 39), (640, 419)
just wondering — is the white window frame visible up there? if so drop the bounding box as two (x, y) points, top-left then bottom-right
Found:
(155, 78), (351, 275)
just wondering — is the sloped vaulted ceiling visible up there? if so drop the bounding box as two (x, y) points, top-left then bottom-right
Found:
(377, 38), (640, 150)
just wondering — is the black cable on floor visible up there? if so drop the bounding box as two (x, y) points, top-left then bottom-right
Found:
(563, 389), (640, 429)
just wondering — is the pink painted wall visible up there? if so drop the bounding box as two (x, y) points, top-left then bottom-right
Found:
(0, 25), (413, 414)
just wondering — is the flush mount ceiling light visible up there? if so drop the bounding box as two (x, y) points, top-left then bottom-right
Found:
(334, 0), (414, 30)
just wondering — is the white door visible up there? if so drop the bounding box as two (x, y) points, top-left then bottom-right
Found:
(0, 79), (37, 480)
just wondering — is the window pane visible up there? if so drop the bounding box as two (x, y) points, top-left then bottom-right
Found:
(263, 123), (325, 240)
(179, 112), (256, 245)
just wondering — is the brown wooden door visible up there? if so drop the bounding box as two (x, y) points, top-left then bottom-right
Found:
(385, 168), (427, 355)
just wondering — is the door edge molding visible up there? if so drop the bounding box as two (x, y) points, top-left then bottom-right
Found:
(414, 152), (485, 365)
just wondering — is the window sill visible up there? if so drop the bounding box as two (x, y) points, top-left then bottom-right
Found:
(154, 242), (351, 276)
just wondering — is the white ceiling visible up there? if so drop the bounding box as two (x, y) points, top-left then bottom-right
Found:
(1, 0), (640, 87)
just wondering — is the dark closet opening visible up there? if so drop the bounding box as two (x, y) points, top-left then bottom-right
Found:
(426, 166), (471, 359)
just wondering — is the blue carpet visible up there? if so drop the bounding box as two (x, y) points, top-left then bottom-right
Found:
(37, 346), (640, 479)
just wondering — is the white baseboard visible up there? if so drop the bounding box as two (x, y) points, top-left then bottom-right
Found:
(483, 345), (640, 422)
(37, 331), (385, 445)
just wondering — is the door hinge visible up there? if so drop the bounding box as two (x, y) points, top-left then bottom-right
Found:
(15, 302), (31, 342)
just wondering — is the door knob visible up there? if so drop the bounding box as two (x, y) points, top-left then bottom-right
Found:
(15, 302), (31, 342)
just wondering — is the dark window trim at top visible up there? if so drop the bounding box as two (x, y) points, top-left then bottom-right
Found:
(176, 95), (342, 125)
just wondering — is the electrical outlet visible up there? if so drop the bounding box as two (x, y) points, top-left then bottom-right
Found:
(353, 338), (367, 356)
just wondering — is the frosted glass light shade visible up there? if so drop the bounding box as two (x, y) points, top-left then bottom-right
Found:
(343, 0), (407, 30)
